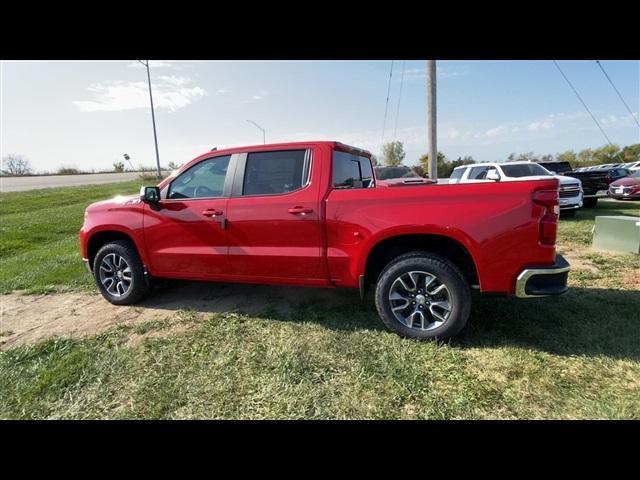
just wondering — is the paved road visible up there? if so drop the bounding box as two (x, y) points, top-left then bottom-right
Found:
(0, 172), (167, 192)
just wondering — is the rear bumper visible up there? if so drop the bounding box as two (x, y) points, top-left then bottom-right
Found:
(515, 255), (570, 298)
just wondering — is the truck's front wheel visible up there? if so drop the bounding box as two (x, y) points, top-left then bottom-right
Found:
(374, 252), (471, 340)
(93, 240), (151, 305)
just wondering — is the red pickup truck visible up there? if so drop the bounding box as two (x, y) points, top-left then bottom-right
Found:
(80, 141), (569, 340)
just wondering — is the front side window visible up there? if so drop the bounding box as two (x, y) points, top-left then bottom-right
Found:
(243, 150), (308, 196)
(333, 151), (374, 189)
(467, 166), (495, 180)
(168, 155), (231, 199)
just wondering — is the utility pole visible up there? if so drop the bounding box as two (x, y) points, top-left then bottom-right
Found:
(427, 60), (437, 180)
(138, 60), (161, 179)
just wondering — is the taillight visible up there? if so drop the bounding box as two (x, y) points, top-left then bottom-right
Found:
(533, 189), (559, 246)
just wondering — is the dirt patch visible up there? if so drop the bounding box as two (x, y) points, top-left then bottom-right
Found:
(0, 282), (353, 350)
(622, 269), (639, 290)
(563, 255), (600, 273)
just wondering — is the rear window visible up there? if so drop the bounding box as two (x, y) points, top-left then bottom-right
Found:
(333, 151), (374, 189)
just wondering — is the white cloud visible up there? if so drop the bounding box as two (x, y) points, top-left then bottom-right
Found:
(73, 77), (206, 113)
(159, 75), (190, 87)
(527, 121), (554, 131)
(446, 129), (460, 139)
(216, 88), (231, 95)
(485, 125), (507, 137)
(243, 89), (270, 103)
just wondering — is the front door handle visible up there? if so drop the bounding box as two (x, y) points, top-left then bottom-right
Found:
(288, 206), (313, 215)
(202, 209), (223, 217)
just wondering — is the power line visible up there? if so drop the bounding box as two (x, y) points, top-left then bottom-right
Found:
(553, 60), (613, 146)
(380, 60), (394, 151)
(392, 61), (406, 143)
(595, 60), (640, 130)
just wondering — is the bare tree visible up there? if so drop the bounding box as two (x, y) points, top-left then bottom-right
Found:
(2, 154), (33, 176)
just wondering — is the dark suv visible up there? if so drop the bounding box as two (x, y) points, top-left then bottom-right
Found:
(566, 167), (631, 207)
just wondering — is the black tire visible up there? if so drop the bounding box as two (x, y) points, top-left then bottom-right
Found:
(583, 197), (598, 208)
(560, 209), (577, 218)
(93, 240), (151, 305)
(374, 252), (471, 340)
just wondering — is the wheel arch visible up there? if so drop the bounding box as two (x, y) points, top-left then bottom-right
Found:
(86, 228), (142, 272)
(361, 231), (480, 294)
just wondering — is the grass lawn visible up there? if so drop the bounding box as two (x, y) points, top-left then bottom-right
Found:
(1, 183), (639, 419)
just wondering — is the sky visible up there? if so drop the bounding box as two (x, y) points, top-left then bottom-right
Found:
(1, 60), (639, 173)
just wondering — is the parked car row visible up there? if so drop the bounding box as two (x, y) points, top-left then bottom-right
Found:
(375, 158), (639, 214)
(563, 166), (632, 207)
(536, 160), (638, 205)
(573, 160), (640, 173)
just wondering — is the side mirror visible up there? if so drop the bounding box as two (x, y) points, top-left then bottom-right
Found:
(486, 170), (500, 181)
(140, 186), (160, 203)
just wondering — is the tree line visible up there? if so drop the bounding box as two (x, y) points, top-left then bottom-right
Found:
(1, 153), (179, 177)
(377, 141), (640, 178)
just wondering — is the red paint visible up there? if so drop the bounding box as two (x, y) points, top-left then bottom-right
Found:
(80, 141), (560, 295)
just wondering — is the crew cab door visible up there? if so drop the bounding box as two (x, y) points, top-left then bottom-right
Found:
(224, 148), (325, 282)
(142, 154), (234, 277)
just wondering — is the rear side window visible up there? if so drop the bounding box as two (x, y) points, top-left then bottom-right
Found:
(168, 155), (231, 199)
(243, 150), (309, 196)
(333, 151), (374, 189)
(449, 168), (465, 180)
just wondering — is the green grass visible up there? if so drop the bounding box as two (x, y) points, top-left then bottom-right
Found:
(0, 185), (639, 419)
(0, 181), (140, 293)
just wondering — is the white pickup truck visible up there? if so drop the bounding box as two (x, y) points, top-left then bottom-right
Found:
(449, 161), (583, 216)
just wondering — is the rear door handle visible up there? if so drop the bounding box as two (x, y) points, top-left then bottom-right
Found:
(288, 206), (313, 215)
(202, 209), (223, 217)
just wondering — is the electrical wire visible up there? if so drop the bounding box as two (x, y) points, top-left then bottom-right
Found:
(595, 60), (640, 130)
(553, 60), (613, 145)
(380, 60), (394, 151)
(392, 61), (406, 144)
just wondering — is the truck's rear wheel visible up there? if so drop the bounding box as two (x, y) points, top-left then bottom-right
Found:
(374, 252), (471, 340)
(93, 240), (150, 305)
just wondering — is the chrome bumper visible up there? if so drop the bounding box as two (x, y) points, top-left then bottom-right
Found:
(515, 255), (570, 298)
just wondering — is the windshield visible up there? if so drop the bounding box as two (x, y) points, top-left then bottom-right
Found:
(500, 163), (551, 178)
